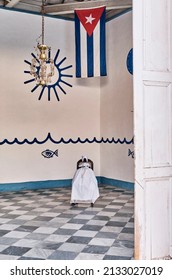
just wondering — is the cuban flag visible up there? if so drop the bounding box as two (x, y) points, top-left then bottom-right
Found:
(75, 6), (107, 78)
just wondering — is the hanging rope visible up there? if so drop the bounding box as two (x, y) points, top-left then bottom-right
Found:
(41, 0), (45, 45)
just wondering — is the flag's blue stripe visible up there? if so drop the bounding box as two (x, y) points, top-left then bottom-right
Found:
(87, 33), (94, 77)
(75, 14), (81, 78)
(100, 9), (107, 76)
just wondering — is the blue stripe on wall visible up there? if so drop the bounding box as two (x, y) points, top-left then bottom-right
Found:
(0, 6), (132, 23)
(0, 179), (72, 192)
(0, 133), (134, 145)
(100, 177), (134, 190)
(0, 177), (134, 192)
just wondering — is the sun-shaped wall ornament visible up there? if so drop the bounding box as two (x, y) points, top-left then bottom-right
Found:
(24, 49), (73, 101)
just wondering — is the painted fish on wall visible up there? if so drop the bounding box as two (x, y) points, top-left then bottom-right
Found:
(41, 149), (58, 158)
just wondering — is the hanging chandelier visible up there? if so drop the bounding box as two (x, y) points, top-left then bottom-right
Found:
(30, 0), (55, 86)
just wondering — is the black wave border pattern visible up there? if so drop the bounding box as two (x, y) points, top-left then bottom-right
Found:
(0, 133), (134, 145)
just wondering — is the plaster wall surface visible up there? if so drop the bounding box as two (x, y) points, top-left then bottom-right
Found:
(0, 9), (133, 186)
(100, 12), (134, 183)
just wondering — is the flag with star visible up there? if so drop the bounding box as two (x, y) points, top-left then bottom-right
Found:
(75, 6), (107, 78)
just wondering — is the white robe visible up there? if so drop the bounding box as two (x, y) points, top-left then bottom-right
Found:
(71, 164), (99, 204)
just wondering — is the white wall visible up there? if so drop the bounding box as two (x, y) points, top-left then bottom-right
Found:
(100, 12), (134, 183)
(0, 9), (133, 186)
(0, 10), (100, 183)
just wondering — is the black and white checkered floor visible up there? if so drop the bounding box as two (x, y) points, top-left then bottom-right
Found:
(0, 185), (134, 260)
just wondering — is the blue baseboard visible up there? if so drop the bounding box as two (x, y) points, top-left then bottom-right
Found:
(0, 179), (72, 192)
(0, 177), (134, 192)
(99, 177), (134, 190)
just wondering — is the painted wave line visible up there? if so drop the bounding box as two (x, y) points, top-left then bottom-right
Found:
(0, 133), (134, 145)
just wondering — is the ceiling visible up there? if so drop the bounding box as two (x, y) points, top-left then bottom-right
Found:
(0, 0), (132, 20)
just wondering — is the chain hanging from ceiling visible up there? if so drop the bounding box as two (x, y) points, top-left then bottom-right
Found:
(30, 0), (55, 86)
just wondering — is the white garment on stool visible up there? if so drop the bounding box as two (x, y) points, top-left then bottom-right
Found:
(71, 165), (99, 204)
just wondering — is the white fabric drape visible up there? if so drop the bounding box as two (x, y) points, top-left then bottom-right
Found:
(71, 166), (99, 203)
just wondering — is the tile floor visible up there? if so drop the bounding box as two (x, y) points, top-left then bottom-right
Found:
(0, 185), (134, 260)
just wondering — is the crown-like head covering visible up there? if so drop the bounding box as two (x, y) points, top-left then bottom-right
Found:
(81, 155), (88, 162)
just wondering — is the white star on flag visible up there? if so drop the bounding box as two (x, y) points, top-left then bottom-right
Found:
(85, 14), (95, 24)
